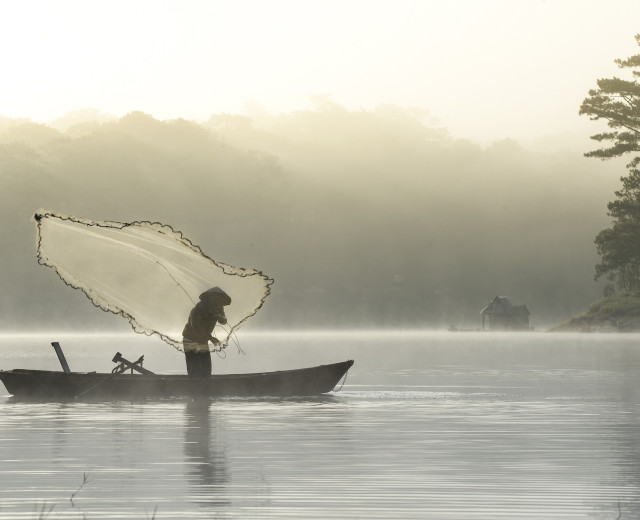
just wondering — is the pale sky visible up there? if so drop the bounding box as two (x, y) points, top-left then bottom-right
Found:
(1, 0), (639, 144)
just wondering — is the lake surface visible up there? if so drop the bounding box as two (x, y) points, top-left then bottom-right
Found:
(0, 331), (639, 519)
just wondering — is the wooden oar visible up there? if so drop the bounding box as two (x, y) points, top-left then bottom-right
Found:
(51, 342), (71, 373)
(75, 373), (119, 399)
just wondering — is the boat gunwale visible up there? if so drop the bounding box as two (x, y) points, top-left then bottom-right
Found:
(1, 359), (354, 380)
(0, 359), (354, 399)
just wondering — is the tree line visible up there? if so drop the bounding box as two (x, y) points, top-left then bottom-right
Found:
(0, 99), (620, 331)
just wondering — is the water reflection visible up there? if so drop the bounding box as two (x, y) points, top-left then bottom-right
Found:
(184, 398), (230, 508)
(183, 395), (356, 516)
(601, 404), (640, 519)
(0, 333), (639, 519)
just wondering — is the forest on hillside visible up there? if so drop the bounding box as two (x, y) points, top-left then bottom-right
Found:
(0, 104), (623, 330)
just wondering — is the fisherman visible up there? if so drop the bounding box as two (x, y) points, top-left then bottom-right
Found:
(182, 287), (232, 377)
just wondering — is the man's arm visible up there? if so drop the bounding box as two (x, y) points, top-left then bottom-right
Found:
(207, 307), (227, 345)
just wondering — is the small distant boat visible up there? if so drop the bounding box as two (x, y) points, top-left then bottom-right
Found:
(447, 325), (481, 332)
(0, 343), (354, 400)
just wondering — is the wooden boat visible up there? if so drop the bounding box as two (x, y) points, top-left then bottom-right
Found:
(0, 343), (354, 400)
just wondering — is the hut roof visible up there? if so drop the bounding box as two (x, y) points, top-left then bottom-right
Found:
(481, 296), (530, 316)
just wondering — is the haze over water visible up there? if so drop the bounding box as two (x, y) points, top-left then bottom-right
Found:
(3, 1), (640, 330)
(0, 331), (638, 519)
(3, 1), (640, 518)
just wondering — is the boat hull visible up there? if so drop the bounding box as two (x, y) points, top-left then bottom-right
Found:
(0, 360), (354, 400)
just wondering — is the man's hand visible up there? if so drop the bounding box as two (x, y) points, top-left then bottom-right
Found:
(210, 337), (221, 346)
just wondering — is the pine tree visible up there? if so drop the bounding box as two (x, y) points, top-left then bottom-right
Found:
(581, 34), (640, 291)
(580, 34), (640, 160)
(594, 164), (640, 290)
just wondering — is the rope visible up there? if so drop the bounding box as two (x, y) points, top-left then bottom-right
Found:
(333, 370), (348, 393)
(155, 260), (196, 305)
(217, 323), (246, 355)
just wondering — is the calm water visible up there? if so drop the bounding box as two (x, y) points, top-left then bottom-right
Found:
(0, 331), (639, 519)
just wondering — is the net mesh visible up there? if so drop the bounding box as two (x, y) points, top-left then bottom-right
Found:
(34, 210), (273, 351)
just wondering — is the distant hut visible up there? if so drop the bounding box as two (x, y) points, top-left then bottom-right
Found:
(481, 296), (530, 331)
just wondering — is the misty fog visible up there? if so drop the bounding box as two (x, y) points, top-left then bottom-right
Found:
(0, 105), (623, 331)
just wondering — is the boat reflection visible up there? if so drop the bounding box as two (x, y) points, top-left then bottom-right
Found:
(184, 398), (230, 508)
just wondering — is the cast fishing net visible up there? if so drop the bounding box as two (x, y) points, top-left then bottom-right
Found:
(34, 210), (273, 352)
